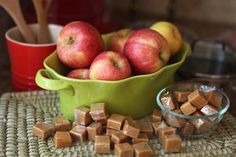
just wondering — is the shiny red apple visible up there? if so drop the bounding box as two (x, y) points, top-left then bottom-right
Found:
(89, 51), (131, 80)
(107, 28), (133, 53)
(56, 21), (104, 68)
(124, 28), (170, 74)
(67, 69), (89, 79)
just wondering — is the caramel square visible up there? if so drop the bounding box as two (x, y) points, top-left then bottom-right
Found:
(132, 133), (149, 144)
(107, 114), (126, 130)
(53, 115), (71, 131)
(151, 109), (162, 122)
(74, 106), (92, 126)
(115, 142), (134, 157)
(174, 91), (190, 102)
(206, 91), (222, 109)
(111, 130), (129, 144)
(54, 131), (72, 148)
(188, 89), (208, 109)
(106, 128), (117, 136)
(32, 122), (54, 139)
(200, 104), (218, 116)
(163, 134), (182, 153)
(69, 125), (87, 143)
(89, 103), (108, 121)
(158, 127), (176, 144)
(132, 142), (153, 157)
(123, 120), (140, 139)
(180, 101), (197, 115)
(95, 135), (110, 154)
(161, 95), (176, 110)
(87, 122), (103, 141)
(139, 122), (153, 138)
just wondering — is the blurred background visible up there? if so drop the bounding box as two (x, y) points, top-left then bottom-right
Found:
(0, 0), (236, 114)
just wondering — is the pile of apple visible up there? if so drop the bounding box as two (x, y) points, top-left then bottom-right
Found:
(56, 21), (182, 80)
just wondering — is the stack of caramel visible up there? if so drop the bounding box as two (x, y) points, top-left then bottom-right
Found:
(32, 102), (185, 156)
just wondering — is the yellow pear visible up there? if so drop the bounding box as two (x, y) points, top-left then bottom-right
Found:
(150, 21), (182, 56)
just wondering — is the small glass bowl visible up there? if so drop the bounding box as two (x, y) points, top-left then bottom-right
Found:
(156, 82), (230, 138)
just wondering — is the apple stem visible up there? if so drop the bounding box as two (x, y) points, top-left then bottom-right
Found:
(67, 36), (74, 45)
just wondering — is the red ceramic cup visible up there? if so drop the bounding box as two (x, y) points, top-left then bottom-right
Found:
(5, 24), (62, 91)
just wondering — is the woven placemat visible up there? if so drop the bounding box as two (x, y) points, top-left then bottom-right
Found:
(0, 90), (236, 157)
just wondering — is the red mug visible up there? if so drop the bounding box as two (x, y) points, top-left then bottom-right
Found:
(5, 24), (62, 91)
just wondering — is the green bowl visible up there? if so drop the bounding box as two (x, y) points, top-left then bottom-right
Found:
(35, 34), (191, 120)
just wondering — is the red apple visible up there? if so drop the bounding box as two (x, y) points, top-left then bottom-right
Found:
(124, 28), (170, 74)
(107, 28), (133, 53)
(89, 51), (131, 80)
(67, 69), (89, 79)
(56, 21), (104, 68)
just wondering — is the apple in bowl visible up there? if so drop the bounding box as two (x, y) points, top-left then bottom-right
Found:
(67, 69), (90, 79)
(124, 28), (171, 74)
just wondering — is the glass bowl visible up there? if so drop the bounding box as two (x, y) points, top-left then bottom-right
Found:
(156, 82), (230, 138)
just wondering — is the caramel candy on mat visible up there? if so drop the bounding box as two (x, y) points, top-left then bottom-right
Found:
(54, 131), (72, 148)
(174, 91), (190, 102)
(139, 122), (153, 138)
(200, 104), (218, 116)
(151, 109), (162, 122)
(115, 142), (134, 157)
(32, 122), (54, 139)
(206, 91), (222, 109)
(123, 120), (140, 139)
(161, 95), (176, 110)
(107, 114), (126, 130)
(158, 127), (176, 144)
(187, 89), (208, 109)
(163, 134), (182, 153)
(69, 125), (87, 143)
(132, 133), (149, 144)
(90, 103), (108, 121)
(87, 122), (103, 141)
(133, 142), (154, 157)
(53, 115), (71, 131)
(181, 122), (194, 135)
(74, 106), (92, 126)
(180, 101), (197, 115)
(95, 135), (111, 154)
(111, 130), (129, 144)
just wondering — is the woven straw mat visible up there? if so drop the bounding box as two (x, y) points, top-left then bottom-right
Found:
(0, 90), (236, 157)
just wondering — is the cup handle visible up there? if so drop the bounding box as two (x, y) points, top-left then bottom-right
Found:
(35, 69), (74, 95)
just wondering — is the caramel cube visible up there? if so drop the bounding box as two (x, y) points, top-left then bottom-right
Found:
(106, 128), (117, 136)
(161, 95), (176, 110)
(123, 120), (140, 139)
(187, 89), (208, 109)
(107, 114), (126, 130)
(174, 91), (190, 102)
(54, 131), (72, 148)
(87, 122), (103, 141)
(74, 106), (92, 126)
(189, 112), (214, 134)
(95, 135), (110, 154)
(151, 109), (162, 122)
(32, 122), (54, 139)
(53, 115), (71, 131)
(139, 122), (153, 138)
(151, 122), (161, 136)
(181, 122), (194, 135)
(115, 142), (134, 157)
(200, 104), (218, 116)
(158, 127), (176, 144)
(132, 133), (149, 144)
(95, 118), (108, 125)
(206, 91), (222, 109)
(180, 101), (197, 115)
(164, 110), (186, 128)
(69, 125), (87, 143)
(133, 142), (154, 157)
(89, 103), (108, 121)
(163, 134), (182, 153)
(111, 130), (129, 144)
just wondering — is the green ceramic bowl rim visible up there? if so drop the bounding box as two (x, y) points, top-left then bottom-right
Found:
(44, 42), (191, 84)
(156, 82), (230, 119)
